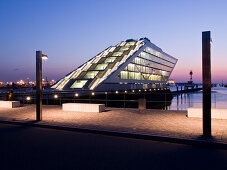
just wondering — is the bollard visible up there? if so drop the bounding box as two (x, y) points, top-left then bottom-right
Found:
(138, 98), (146, 110)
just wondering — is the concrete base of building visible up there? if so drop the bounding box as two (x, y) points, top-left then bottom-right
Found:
(0, 101), (20, 108)
(62, 103), (105, 113)
(187, 107), (227, 119)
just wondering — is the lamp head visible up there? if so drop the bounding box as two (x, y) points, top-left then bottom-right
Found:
(42, 54), (48, 60)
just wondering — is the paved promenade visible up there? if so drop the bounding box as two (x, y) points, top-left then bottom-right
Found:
(0, 104), (227, 144)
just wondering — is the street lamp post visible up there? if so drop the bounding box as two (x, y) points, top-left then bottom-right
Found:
(36, 51), (48, 121)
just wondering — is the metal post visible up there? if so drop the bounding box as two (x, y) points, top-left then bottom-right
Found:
(36, 51), (42, 121)
(177, 94), (179, 110)
(46, 93), (48, 105)
(105, 92), (107, 107)
(124, 93), (126, 108)
(202, 31), (211, 137)
(164, 93), (166, 110)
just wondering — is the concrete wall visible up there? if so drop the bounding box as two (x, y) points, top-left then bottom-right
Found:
(187, 107), (227, 119)
(62, 103), (105, 113)
(0, 101), (20, 108)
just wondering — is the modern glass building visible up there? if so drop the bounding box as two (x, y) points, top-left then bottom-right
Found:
(52, 38), (177, 91)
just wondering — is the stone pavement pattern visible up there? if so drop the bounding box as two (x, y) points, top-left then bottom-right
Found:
(0, 105), (227, 143)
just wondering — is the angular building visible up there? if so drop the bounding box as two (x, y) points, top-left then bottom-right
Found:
(52, 38), (177, 92)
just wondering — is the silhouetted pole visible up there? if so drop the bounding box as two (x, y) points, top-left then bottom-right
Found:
(36, 51), (42, 121)
(202, 31), (211, 137)
(36, 51), (48, 121)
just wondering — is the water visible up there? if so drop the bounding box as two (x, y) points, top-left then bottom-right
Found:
(169, 87), (227, 110)
(1, 86), (227, 110)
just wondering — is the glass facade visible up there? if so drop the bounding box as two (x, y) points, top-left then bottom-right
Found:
(71, 80), (88, 88)
(52, 38), (177, 90)
(112, 52), (123, 56)
(84, 71), (99, 79)
(67, 40), (141, 89)
(95, 64), (108, 70)
(104, 57), (117, 63)
(116, 46), (176, 81)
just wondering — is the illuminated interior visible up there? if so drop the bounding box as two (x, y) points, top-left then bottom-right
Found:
(71, 80), (88, 88)
(51, 38), (177, 91)
(116, 46), (174, 81)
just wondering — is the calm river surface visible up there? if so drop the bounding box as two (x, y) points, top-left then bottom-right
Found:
(169, 87), (227, 110)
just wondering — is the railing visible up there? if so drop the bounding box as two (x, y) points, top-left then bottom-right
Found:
(1, 88), (225, 111)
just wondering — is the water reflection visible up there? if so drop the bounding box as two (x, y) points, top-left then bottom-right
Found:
(169, 87), (227, 110)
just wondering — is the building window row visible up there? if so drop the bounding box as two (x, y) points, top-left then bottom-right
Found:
(139, 52), (175, 67)
(132, 57), (173, 72)
(144, 47), (177, 64)
(117, 71), (167, 81)
(124, 63), (170, 76)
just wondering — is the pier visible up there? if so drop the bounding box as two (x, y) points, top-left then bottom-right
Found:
(0, 83), (202, 110)
(171, 83), (202, 93)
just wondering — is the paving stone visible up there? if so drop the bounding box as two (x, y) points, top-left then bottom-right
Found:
(0, 104), (227, 143)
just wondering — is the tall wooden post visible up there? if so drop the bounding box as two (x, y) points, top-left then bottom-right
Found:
(36, 51), (42, 121)
(202, 31), (211, 137)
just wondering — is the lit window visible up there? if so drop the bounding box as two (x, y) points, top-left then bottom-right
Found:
(140, 52), (146, 58)
(128, 72), (135, 79)
(142, 74), (150, 80)
(84, 71), (99, 79)
(105, 57), (117, 63)
(120, 71), (128, 79)
(134, 57), (140, 64)
(94, 64), (108, 70)
(135, 72), (141, 80)
(119, 46), (129, 52)
(112, 52), (123, 56)
(125, 42), (135, 46)
(71, 80), (88, 88)
(162, 71), (166, 76)
(146, 47), (151, 52)
(127, 63), (135, 71)
(156, 51), (160, 57)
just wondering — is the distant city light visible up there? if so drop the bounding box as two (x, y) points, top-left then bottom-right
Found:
(91, 92), (95, 96)
(16, 80), (25, 85)
(115, 91), (119, 94)
(54, 94), (58, 99)
(124, 90), (127, 93)
(75, 93), (79, 97)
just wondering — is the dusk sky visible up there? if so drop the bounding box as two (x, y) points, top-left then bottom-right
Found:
(0, 0), (227, 83)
